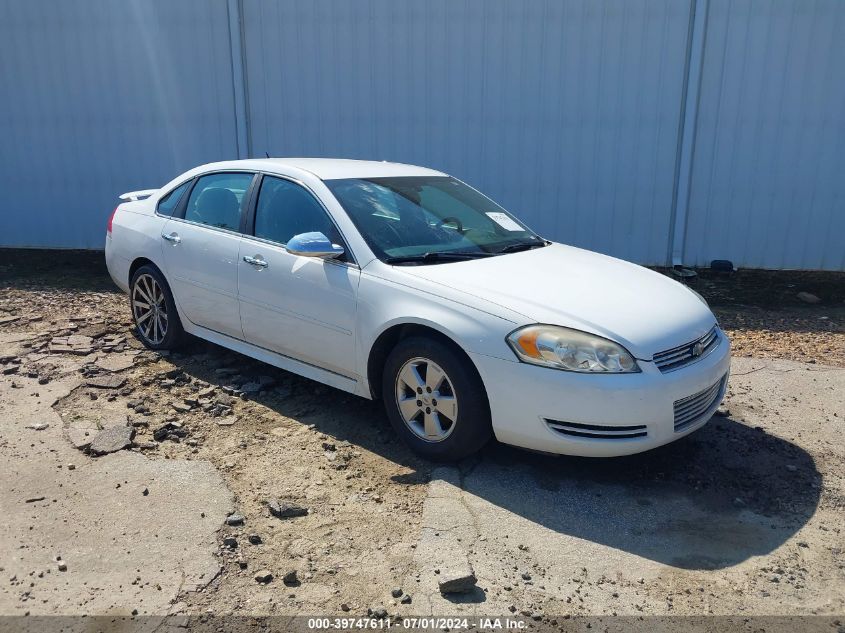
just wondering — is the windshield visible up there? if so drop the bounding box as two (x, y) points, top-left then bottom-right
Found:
(324, 176), (545, 263)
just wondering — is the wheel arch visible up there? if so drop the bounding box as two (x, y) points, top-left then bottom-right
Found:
(128, 256), (186, 322)
(127, 256), (187, 348)
(366, 321), (486, 401)
(128, 257), (162, 285)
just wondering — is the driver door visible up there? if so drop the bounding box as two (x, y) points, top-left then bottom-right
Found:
(237, 175), (360, 378)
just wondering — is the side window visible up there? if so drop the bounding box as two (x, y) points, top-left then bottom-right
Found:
(184, 172), (254, 231)
(156, 181), (190, 217)
(254, 176), (340, 246)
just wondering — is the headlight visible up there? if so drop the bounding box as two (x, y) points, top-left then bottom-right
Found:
(506, 325), (640, 373)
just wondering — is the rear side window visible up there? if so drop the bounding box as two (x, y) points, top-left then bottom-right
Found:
(156, 181), (190, 217)
(184, 172), (254, 231)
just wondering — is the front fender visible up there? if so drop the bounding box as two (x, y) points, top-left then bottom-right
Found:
(354, 271), (521, 397)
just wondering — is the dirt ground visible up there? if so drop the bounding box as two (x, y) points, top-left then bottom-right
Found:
(1, 250), (843, 630)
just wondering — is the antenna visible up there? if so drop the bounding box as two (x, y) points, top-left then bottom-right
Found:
(265, 151), (270, 158)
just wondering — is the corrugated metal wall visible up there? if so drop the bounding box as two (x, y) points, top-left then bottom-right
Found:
(242, 0), (692, 265)
(681, 0), (845, 270)
(1, 0), (843, 269)
(0, 0), (239, 249)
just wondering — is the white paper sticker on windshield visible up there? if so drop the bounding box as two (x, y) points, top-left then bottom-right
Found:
(486, 212), (524, 232)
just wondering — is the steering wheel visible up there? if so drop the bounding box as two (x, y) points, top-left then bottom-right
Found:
(436, 216), (464, 232)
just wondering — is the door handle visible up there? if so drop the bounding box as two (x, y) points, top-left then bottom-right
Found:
(161, 232), (181, 244)
(243, 255), (269, 268)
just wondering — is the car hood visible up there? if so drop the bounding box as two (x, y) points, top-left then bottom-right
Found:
(394, 243), (716, 359)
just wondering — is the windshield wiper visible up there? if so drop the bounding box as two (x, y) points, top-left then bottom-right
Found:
(384, 251), (493, 265)
(495, 239), (549, 254)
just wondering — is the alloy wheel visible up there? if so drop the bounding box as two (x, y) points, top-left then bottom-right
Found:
(132, 273), (168, 345)
(394, 357), (458, 442)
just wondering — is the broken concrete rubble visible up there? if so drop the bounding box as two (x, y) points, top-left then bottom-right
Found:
(84, 375), (127, 389)
(437, 567), (478, 594)
(267, 499), (308, 519)
(88, 424), (135, 455)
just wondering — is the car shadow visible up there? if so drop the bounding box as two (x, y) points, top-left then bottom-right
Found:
(163, 337), (821, 572)
(467, 416), (821, 570)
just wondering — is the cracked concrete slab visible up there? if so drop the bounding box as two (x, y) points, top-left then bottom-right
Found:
(95, 351), (139, 373)
(410, 467), (483, 612)
(0, 336), (233, 615)
(411, 358), (845, 617)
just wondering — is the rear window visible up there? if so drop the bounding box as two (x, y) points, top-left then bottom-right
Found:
(156, 181), (191, 217)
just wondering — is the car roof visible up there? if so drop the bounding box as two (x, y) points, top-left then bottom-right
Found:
(192, 158), (447, 180)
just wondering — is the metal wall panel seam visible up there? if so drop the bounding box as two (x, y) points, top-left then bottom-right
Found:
(227, 0), (251, 159)
(669, 0), (709, 266)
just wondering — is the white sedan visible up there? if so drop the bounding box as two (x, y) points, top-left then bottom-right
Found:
(106, 159), (730, 461)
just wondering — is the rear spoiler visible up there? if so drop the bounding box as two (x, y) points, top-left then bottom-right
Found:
(119, 188), (159, 202)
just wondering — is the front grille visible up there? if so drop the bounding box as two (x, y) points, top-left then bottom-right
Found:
(653, 326), (719, 373)
(544, 419), (648, 440)
(673, 375), (726, 432)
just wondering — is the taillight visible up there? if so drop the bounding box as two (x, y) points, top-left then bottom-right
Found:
(107, 206), (118, 235)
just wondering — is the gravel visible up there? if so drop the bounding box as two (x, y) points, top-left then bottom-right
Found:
(370, 607), (388, 620)
(254, 570), (273, 584)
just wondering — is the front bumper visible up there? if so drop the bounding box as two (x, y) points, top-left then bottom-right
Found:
(470, 329), (731, 457)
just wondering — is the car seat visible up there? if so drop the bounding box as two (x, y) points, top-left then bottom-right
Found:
(194, 187), (240, 230)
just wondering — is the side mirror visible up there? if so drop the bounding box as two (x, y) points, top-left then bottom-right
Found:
(286, 232), (345, 259)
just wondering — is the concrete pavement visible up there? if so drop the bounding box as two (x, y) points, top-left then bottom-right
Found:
(0, 333), (233, 616)
(410, 357), (844, 617)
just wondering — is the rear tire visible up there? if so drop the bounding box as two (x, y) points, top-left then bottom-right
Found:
(129, 265), (184, 351)
(382, 336), (492, 461)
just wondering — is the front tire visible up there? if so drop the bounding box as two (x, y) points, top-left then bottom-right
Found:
(129, 265), (184, 350)
(382, 336), (492, 461)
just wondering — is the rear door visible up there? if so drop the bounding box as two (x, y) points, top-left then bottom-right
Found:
(237, 174), (360, 378)
(160, 171), (256, 339)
